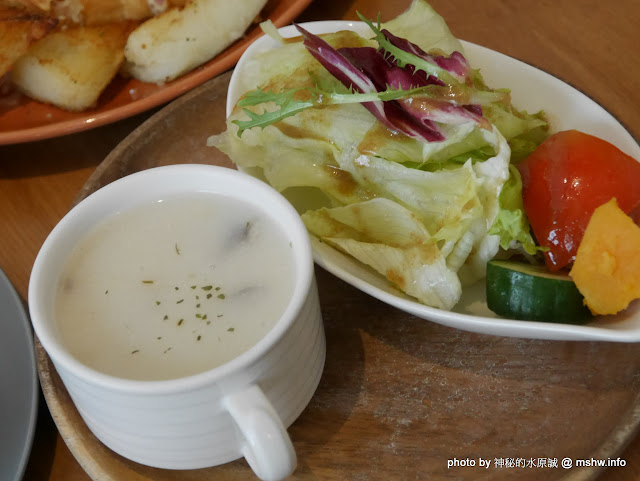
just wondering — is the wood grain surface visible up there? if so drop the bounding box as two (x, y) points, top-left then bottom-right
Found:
(33, 71), (640, 481)
(1, 1), (639, 480)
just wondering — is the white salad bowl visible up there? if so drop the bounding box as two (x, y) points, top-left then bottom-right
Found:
(227, 21), (640, 342)
(29, 165), (326, 481)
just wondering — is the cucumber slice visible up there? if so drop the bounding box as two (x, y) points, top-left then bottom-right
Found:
(486, 260), (592, 324)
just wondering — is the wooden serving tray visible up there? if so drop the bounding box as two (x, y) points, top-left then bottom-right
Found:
(36, 71), (640, 481)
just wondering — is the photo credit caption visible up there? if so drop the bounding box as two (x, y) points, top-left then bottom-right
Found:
(447, 457), (627, 469)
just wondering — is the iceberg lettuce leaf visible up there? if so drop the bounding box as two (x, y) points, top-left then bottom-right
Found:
(488, 165), (544, 255)
(208, 0), (549, 310)
(381, 0), (465, 56)
(302, 198), (461, 309)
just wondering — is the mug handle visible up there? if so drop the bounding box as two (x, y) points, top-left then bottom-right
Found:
(224, 384), (297, 481)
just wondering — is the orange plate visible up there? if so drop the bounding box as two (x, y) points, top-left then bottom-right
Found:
(0, 0), (312, 145)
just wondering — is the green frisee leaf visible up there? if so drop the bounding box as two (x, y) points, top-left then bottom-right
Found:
(233, 88), (314, 137)
(232, 83), (506, 137)
(357, 11), (459, 86)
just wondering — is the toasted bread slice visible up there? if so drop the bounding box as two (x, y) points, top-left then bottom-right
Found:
(0, 6), (57, 76)
(11, 21), (135, 110)
(123, 0), (266, 84)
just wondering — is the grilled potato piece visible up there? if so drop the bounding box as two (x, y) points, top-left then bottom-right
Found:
(51, 0), (188, 26)
(0, 6), (57, 76)
(4, 0), (51, 11)
(123, 0), (267, 84)
(2, 0), (188, 25)
(0, 1), (49, 10)
(75, 0), (161, 25)
(11, 21), (135, 110)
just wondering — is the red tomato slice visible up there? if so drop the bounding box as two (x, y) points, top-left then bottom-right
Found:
(518, 130), (640, 271)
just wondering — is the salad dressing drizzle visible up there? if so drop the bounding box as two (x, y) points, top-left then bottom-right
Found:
(274, 123), (325, 142)
(357, 123), (414, 157)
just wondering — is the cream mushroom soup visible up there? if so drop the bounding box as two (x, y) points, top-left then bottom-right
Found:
(54, 192), (296, 381)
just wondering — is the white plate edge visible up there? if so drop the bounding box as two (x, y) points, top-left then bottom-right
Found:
(227, 20), (640, 342)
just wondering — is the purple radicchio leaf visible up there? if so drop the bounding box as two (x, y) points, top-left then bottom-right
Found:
(372, 31), (487, 128)
(338, 47), (484, 129)
(339, 45), (488, 135)
(338, 47), (442, 90)
(338, 46), (444, 140)
(381, 28), (470, 81)
(294, 24), (395, 131)
(400, 98), (490, 129)
(295, 24), (444, 142)
(382, 101), (445, 141)
(295, 24), (487, 142)
(464, 104), (483, 117)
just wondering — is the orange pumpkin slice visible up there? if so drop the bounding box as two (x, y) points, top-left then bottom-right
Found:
(570, 198), (640, 315)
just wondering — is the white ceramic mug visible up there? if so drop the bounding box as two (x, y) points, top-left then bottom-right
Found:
(29, 165), (326, 481)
